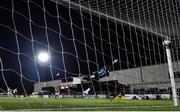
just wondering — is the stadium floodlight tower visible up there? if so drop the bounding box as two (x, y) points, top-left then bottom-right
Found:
(163, 39), (178, 106)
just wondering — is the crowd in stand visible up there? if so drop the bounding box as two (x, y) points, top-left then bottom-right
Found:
(132, 87), (173, 94)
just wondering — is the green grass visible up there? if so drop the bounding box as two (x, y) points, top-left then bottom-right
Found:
(0, 97), (180, 111)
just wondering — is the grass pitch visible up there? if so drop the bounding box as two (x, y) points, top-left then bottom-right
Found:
(0, 97), (180, 111)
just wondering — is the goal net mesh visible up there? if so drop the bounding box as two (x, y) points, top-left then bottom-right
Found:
(0, 0), (180, 111)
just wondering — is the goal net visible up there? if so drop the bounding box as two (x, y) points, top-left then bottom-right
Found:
(0, 0), (180, 111)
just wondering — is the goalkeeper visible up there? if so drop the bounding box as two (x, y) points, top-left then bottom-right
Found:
(83, 59), (118, 81)
(83, 65), (109, 81)
(91, 65), (109, 80)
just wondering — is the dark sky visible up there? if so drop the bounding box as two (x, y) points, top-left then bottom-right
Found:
(0, 0), (166, 94)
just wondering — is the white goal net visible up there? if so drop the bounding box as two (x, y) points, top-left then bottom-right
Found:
(0, 0), (180, 111)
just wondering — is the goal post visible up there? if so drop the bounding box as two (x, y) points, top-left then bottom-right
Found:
(163, 39), (178, 106)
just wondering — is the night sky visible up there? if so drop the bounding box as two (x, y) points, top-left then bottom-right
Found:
(0, 0), (166, 94)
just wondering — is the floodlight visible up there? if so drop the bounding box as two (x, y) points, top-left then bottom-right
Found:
(37, 51), (50, 63)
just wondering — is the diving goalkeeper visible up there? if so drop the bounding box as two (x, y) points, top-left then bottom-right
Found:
(83, 65), (109, 81)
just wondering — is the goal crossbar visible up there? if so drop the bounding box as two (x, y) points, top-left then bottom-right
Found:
(51, 0), (169, 39)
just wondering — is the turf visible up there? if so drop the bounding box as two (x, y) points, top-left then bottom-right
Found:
(0, 97), (180, 111)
